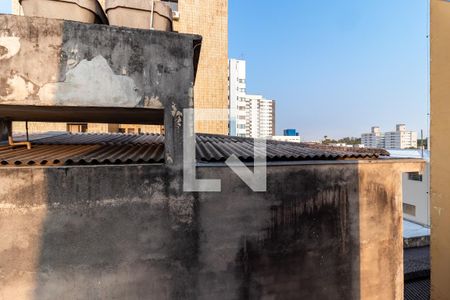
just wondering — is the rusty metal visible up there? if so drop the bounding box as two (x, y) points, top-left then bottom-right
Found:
(7, 121), (31, 150)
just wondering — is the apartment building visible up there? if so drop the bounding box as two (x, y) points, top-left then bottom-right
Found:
(229, 59), (275, 138)
(11, 0), (229, 134)
(384, 124), (418, 149)
(361, 126), (384, 148)
(229, 59), (247, 136)
(361, 124), (417, 149)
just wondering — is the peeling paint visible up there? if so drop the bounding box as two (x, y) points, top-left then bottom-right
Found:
(0, 74), (38, 101)
(38, 55), (142, 107)
(434, 206), (443, 216)
(0, 36), (20, 60)
(188, 82), (194, 107)
(142, 96), (163, 109)
(166, 154), (174, 164)
(171, 102), (183, 128)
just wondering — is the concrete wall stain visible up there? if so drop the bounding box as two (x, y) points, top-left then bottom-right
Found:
(0, 160), (421, 299)
(0, 36), (20, 60)
(38, 55), (141, 107)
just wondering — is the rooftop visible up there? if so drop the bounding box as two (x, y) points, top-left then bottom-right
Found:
(0, 133), (390, 167)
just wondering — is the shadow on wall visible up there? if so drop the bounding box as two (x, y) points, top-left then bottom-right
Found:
(33, 166), (199, 299)
(0, 163), (364, 300)
(196, 165), (361, 300)
(0, 159), (412, 299)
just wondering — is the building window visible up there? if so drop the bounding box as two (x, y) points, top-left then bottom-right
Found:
(162, 0), (178, 12)
(403, 203), (416, 217)
(407, 172), (423, 182)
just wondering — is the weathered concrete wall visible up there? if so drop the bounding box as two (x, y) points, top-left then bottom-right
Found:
(0, 15), (199, 111)
(0, 160), (422, 299)
(0, 165), (198, 299)
(430, 1), (450, 299)
(0, 14), (199, 167)
(196, 164), (360, 299)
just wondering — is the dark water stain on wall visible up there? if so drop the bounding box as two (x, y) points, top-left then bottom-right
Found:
(233, 168), (358, 300)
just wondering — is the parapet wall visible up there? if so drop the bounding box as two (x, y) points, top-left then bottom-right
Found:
(0, 160), (423, 299)
(0, 15), (200, 112)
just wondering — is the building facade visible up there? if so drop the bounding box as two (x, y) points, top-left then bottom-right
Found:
(11, 0), (229, 135)
(270, 129), (301, 143)
(389, 150), (430, 227)
(361, 125), (417, 149)
(431, 2), (450, 296)
(270, 135), (301, 143)
(284, 129), (299, 136)
(228, 59), (247, 136)
(384, 124), (418, 149)
(233, 94), (275, 138)
(229, 59), (275, 138)
(361, 126), (384, 148)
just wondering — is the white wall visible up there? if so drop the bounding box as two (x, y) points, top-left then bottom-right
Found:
(402, 163), (430, 226)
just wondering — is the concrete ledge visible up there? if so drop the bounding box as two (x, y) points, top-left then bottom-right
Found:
(0, 14), (201, 121)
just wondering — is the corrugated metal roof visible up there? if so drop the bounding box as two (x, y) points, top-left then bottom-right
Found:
(0, 133), (388, 167)
(196, 134), (389, 162)
(404, 279), (430, 300)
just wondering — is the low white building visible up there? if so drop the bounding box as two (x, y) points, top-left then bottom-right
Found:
(270, 135), (301, 143)
(390, 149), (430, 227)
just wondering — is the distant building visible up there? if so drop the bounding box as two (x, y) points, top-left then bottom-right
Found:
(361, 126), (385, 148)
(270, 129), (301, 143)
(384, 124), (418, 149)
(228, 59), (247, 136)
(271, 135), (301, 143)
(283, 129), (299, 136)
(229, 59), (275, 138)
(361, 124), (417, 149)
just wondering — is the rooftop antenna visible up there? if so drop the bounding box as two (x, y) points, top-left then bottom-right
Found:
(150, 0), (155, 30)
(421, 129), (424, 158)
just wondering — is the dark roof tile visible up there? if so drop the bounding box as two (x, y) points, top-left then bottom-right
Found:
(0, 133), (388, 167)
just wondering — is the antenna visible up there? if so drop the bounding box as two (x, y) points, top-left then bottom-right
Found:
(421, 129), (424, 158)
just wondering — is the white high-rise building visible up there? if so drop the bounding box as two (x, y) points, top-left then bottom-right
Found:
(361, 125), (417, 149)
(228, 59), (247, 136)
(384, 124), (418, 149)
(229, 59), (275, 138)
(361, 126), (385, 148)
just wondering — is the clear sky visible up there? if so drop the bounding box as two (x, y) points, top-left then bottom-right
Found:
(229, 0), (429, 141)
(0, 1), (429, 141)
(0, 2), (11, 14)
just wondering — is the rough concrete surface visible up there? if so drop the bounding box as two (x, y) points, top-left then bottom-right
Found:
(0, 14), (200, 111)
(0, 159), (423, 299)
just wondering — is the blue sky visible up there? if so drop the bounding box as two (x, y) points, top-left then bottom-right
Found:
(229, 0), (429, 140)
(0, 2), (10, 14)
(0, 1), (429, 140)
